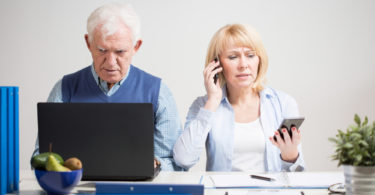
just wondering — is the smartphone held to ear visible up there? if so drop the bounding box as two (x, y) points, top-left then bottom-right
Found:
(273, 117), (305, 141)
(213, 58), (220, 84)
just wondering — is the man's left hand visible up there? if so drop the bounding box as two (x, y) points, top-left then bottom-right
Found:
(154, 158), (161, 168)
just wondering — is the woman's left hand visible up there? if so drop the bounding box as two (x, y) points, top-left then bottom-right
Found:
(269, 127), (301, 163)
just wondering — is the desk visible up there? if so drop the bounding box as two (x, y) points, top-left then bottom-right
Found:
(17, 170), (334, 195)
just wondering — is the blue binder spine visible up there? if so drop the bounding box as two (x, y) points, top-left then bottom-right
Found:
(95, 183), (204, 195)
(0, 88), (7, 195)
(7, 87), (14, 193)
(13, 87), (19, 191)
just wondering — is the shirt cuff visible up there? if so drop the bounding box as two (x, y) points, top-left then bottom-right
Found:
(155, 156), (184, 171)
(280, 153), (305, 172)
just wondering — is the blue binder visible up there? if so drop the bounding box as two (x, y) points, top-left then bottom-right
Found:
(0, 88), (7, 195)
(13, 87), (19, 191)
(7, 87), (14, 192)
(95, 182), (204, 195)
(0, 87), (19, 195)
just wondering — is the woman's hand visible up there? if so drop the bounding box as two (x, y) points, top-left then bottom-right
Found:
(203, 59), (223, 111)
(269, 127), (301, 163)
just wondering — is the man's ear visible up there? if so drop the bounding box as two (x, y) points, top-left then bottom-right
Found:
(84, 34), (91, 50)
(133, 40), (142, 53)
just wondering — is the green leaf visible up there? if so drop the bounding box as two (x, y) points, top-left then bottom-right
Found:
(348, 125), (358, 132)
(354, 114), (361, 126)
(343, 143), (353, 149)
(328, 137), (339, 144)
(355, 154), (362, 163)
(364, 151), (370, 158)
(338, 129), (344, 136)
(349, 133), (361, 140)
(359, 140), (368, 147)
(363, 116), (368, 126)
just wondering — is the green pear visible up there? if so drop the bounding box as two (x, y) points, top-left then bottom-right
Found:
(46, 155), (71, 172)
(31, 152), (64, 170)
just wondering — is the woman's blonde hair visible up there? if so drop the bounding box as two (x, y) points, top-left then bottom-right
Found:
(205, 24), (268, 92)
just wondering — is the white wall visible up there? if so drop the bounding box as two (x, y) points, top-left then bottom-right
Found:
(1, 0), (374, 172)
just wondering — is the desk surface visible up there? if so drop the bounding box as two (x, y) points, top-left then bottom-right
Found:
(17, 170), (333, 195)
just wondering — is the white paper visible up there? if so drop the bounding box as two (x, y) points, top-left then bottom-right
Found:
(207, 173), (286, 188)
(225, 190), (304, 195)
(287, 172), (344, 188)
(206, 172), (344, 189)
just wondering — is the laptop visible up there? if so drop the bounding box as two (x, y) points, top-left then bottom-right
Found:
(37, 103), (160, 181)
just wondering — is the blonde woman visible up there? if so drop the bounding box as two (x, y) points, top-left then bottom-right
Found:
(173, 24), (305, 172)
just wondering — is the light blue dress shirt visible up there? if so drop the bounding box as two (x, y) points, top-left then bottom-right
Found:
(34, 65), (183, 171)
(173, 86), (305, 172)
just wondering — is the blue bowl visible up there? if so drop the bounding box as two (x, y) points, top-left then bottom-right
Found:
(35, 169), (83, 194)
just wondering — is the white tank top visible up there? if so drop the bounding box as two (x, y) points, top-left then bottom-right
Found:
(232, 118), (266, 172)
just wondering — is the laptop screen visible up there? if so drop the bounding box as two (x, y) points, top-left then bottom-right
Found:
(37, 103), (155, 180)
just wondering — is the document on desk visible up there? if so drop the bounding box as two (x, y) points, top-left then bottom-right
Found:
(205, 172), (344, 189)
(224, 190), (304, 195)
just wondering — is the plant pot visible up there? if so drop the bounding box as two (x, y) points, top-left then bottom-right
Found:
(343, 165), (375, 195)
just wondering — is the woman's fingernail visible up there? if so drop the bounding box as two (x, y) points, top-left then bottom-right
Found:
(275, 132), (279, 135)
(282, 129), (287, 133)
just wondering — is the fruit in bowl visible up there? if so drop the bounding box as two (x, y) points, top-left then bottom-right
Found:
(35, 168), (82, 194)
(32, 152), (83, 194)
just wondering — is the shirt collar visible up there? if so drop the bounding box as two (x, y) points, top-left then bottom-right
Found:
(220, 84), (274, 103)
(259, 86), (274, 99)
(90, 63), (131, 86)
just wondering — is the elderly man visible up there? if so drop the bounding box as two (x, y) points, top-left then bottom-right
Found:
(33, 3), (183, 171)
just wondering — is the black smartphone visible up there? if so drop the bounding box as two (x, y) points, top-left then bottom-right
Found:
(213, 58), (220, 84)
(273, 117), (305, 141)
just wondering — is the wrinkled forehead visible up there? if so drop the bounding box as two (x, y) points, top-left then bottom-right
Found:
(93, 23), (134, 44)
(92, 21), (134, 43)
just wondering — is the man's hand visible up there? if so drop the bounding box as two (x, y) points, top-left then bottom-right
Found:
(154, 158), (161, 168)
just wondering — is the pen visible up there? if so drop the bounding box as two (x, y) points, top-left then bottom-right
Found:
(250, 174), (275, 182)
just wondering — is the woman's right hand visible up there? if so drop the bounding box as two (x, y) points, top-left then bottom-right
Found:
(203, 59), (223, 111)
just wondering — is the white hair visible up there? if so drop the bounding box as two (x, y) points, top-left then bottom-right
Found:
(87, 3), (141, 45)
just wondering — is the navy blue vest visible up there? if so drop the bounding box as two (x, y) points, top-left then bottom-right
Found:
(61, 65), (161, 112)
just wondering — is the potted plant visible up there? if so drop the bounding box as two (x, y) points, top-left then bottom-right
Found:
(329, 114), (375, 195)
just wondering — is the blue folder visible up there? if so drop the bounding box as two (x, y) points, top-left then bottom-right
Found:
(7, 87), (14, 192)
(13, 87), (19, 191)
(0, 87), (19, 195)
(0, 88), (7, 195)
(95, 182), (204, 195)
